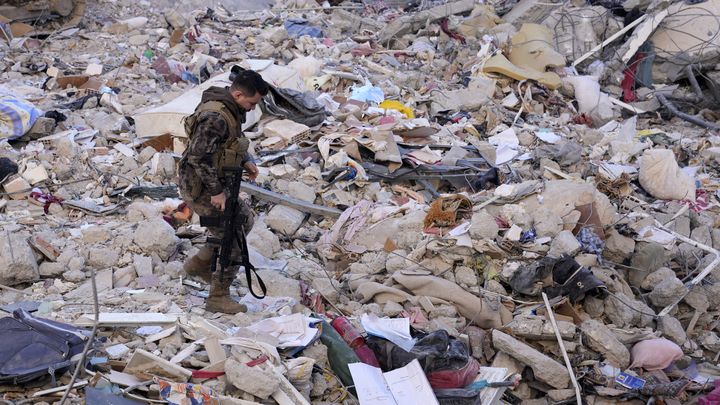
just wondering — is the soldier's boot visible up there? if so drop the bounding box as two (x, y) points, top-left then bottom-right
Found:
(183, 246), (214, 283)
(206, 267), (247, 314)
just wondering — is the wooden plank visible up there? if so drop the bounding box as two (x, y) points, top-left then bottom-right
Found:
(204, 336), (226, 364)
(124, 349), (192, 382)
(75, 312), (178, 327)
(240, 182), (342, 217)
(170, 340), (203, 364)
(32, 380), (88, 397)
(145, 326), (177, 344)
(608, 96), (647, 115)
(105, 370), (145, 388)
(621, 9), (669, 63)
(572, 14), (648, 67)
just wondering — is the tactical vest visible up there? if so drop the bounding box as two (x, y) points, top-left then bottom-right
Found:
(182, 101), (249, 198)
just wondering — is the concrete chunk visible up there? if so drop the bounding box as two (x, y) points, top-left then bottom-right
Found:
(225, 358), (279, 399)
(492, 329), (569, 389)
(580, 319), (630, 368)
(0, 231), (39, 285)
(133, 218), (178, 260)
(266, 205), (305, 236)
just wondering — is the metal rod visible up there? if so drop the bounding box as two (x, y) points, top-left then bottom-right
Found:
(686, 65), (704, 100)
(656, 93), (720, 130)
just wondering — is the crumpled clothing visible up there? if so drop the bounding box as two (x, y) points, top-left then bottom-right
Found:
(519, 228), (537, 244)
(262, 85), (328, 127)
(156, 378), (219, 405)
(630, 338), (683, 371)
(284, 18), (323, 38)
(0, 157), (18, 183)
(544, 255), (607, 303)
(637, 378), (690, 398)
(349, 84), (385, 104)
(577, 227), (605, 257)
(684, 189), (710, 213)
(699, 378), (720, 405)
(29, 188), (63, 214)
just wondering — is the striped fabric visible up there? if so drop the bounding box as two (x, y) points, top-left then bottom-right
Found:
(0, 91), (42, 140)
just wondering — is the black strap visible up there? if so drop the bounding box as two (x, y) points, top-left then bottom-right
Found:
(236, 227), (267, 299)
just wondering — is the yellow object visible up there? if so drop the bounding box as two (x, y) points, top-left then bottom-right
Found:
(379, 100), (415, 118)
(636, 129), (664, 138)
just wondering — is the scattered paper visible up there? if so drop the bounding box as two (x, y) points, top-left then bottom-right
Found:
(488, 127), (519, 147)
(535, 130), (561, 144)
(598, 162), (637, 179)
(246, 313), (319, 348)
(240, 295), (297, 313)
(349, 359), (439, 405)
(495, 144), (518, 165)
(361, 314), (415, 352)
(476, 367), (510, 405)
(636, 226), (675, 247)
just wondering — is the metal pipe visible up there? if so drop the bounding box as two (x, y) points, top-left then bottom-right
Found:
(686, 65), (704, 100)
(656, 93), (720, 130)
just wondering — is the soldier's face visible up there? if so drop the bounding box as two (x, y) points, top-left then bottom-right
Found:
(232, 90), (263, 111)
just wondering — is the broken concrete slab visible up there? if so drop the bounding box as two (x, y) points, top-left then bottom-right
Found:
(266, 205), (306, 236)
(492, 329), (570, 389)
(0, 230), (39, 285)
(225, 358), (279, 399)
(580, 319), (630, 369)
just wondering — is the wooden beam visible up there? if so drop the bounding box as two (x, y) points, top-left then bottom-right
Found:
(240, 182), (342, 217)
(572, 14), (648, 67)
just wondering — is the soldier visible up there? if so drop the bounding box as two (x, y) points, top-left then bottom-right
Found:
(178, 69), (269, 313)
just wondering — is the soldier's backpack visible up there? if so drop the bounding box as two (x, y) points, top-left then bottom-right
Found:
(0, 309), (88, 385)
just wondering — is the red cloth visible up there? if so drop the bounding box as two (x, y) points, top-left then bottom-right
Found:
(621, 52), (645, 102)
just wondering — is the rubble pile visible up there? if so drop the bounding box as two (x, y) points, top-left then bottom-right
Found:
(2, 0), (720, 403)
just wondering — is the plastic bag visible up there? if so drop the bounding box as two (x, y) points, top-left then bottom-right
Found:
(630, 338), (683, 370)
(563, 75), (616, 126)
(366, 330), (478, 389)
(286, 357), (315, 401)
(639, 149), (696, 201)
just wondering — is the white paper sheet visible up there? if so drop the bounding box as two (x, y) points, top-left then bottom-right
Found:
(246, 313), (318, 348)
(535, 130), (561, 144)
(349, 363), (397, 405)
(384, 359), (439, 405)
(488, 127), (519, 147)
(361, 314), (415, 351)
(494, 144), (518, 165)
(349, 360), (439, 405)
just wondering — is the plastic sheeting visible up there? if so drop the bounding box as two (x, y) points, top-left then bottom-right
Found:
(133, 59), (305, 139)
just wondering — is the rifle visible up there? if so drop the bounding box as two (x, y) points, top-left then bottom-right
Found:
(199, 166), (267, 299)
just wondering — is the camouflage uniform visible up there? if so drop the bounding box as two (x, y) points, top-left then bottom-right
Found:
(178, 87), (255, 313)
(178, 109), (255, 252)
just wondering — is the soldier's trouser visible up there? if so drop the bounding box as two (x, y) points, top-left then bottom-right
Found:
(182, 190), (255, 279)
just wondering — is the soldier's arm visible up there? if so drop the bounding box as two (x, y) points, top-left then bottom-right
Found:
(185, 112), (227, 196)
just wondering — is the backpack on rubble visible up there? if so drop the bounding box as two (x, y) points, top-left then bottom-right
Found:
(0, 309), (88, 385)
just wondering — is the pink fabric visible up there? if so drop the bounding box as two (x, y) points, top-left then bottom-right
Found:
(630, 338), (683, 370)
(699, 379), (720, 405)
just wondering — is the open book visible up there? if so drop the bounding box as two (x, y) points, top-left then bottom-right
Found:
(348, 359), (439, 405)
